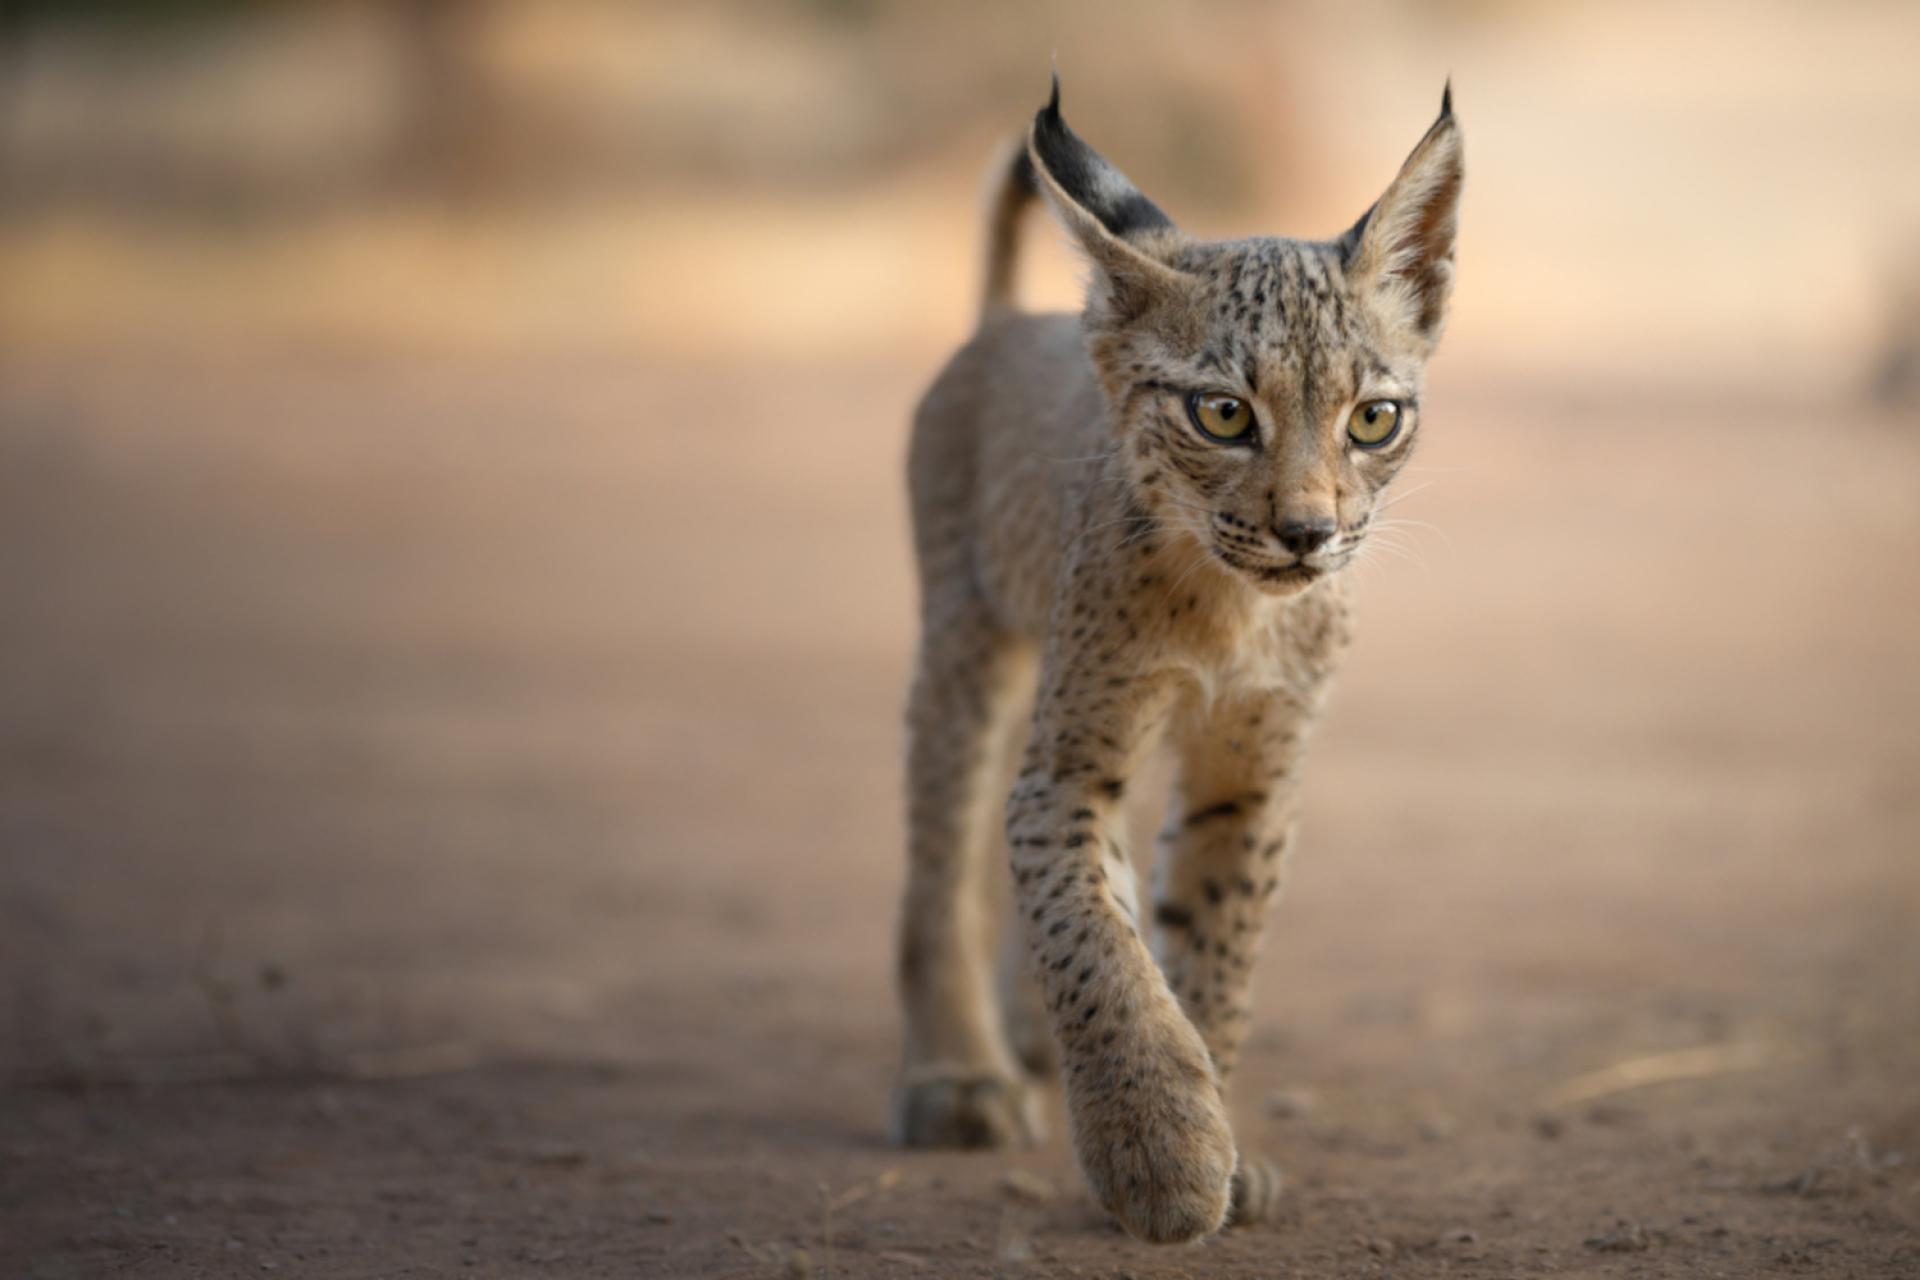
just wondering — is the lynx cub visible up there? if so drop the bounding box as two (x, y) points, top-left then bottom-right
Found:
(892, 78), (1462, 1243)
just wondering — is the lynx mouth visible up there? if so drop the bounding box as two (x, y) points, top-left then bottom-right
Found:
(1212, 545), (1321, 585)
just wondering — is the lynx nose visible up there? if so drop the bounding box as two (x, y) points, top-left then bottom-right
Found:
(1274, 518), (1335, 557)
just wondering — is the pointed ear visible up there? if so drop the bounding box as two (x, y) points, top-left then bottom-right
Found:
(1026, 74), (1188, 311)
(1341, 83), (1463, 345)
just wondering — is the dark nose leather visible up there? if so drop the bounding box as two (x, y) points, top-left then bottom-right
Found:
(1274, 519), (1335, 557)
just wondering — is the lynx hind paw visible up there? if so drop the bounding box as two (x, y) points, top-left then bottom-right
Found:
(1226, 1153), (1284, 1227)
(890, 1067), (1043, 1150)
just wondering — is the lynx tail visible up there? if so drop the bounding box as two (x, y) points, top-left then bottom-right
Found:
(979, 139), (1038, 324)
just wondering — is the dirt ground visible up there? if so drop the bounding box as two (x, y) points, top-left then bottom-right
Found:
(2, 346), (1917, 1278)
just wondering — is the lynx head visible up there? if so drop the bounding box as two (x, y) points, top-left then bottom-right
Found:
(1027, 78), (1462, 596)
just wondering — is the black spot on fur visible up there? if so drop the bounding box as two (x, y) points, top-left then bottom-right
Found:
(1183, 799), (1241, 828)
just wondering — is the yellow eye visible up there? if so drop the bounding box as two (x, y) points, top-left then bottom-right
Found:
(1187, 391), (1254, 442)
(1347, 399), (1402, 448)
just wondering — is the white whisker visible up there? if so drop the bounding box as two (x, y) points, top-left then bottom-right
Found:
(1376, 481), (1433, 513)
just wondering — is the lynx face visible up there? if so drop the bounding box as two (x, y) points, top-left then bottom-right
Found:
(1028, 83), (1462, 597)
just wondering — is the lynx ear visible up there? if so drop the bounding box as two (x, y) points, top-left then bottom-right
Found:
(1026, 74), (1187, 308)
(1341, 83), (1463, 345)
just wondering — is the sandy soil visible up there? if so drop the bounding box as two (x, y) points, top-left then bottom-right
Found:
(2, 347), (1917, 1278)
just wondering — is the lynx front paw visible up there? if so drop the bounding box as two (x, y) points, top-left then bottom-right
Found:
(890, 1066), (1041, 1150)
(1070, 1019), (1236, 1243)
(1226, 1153), (1283, 1226)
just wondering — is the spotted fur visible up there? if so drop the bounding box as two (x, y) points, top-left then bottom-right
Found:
(891, 77), (1463, 1244)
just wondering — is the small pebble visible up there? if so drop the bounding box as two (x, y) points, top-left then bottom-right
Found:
(1584, 1219), (1651, 1252)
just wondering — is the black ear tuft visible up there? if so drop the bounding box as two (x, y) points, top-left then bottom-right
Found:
(1440, 78), (1453, 119)
(1030, 78), (1174, 241)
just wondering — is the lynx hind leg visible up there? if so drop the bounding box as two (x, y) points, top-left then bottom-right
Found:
(892, 601), (1041, 1149)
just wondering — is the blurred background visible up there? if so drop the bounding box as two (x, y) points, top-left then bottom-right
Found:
(2, 3), (1917, 1277)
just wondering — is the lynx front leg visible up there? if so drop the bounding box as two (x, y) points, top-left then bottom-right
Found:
(1007, 663), (1236, 1244)
(892, 603), (1039, 1150)
(1152, 685), (1319, 1224)
(1000, 776), (1142, 1081)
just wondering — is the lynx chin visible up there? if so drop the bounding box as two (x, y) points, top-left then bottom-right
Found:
(891, 76), (1462, 1244)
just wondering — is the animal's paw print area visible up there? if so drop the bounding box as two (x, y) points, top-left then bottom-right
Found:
(890, 1068), (1042, 1150)
(1226, 1153), (1284, 1227)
